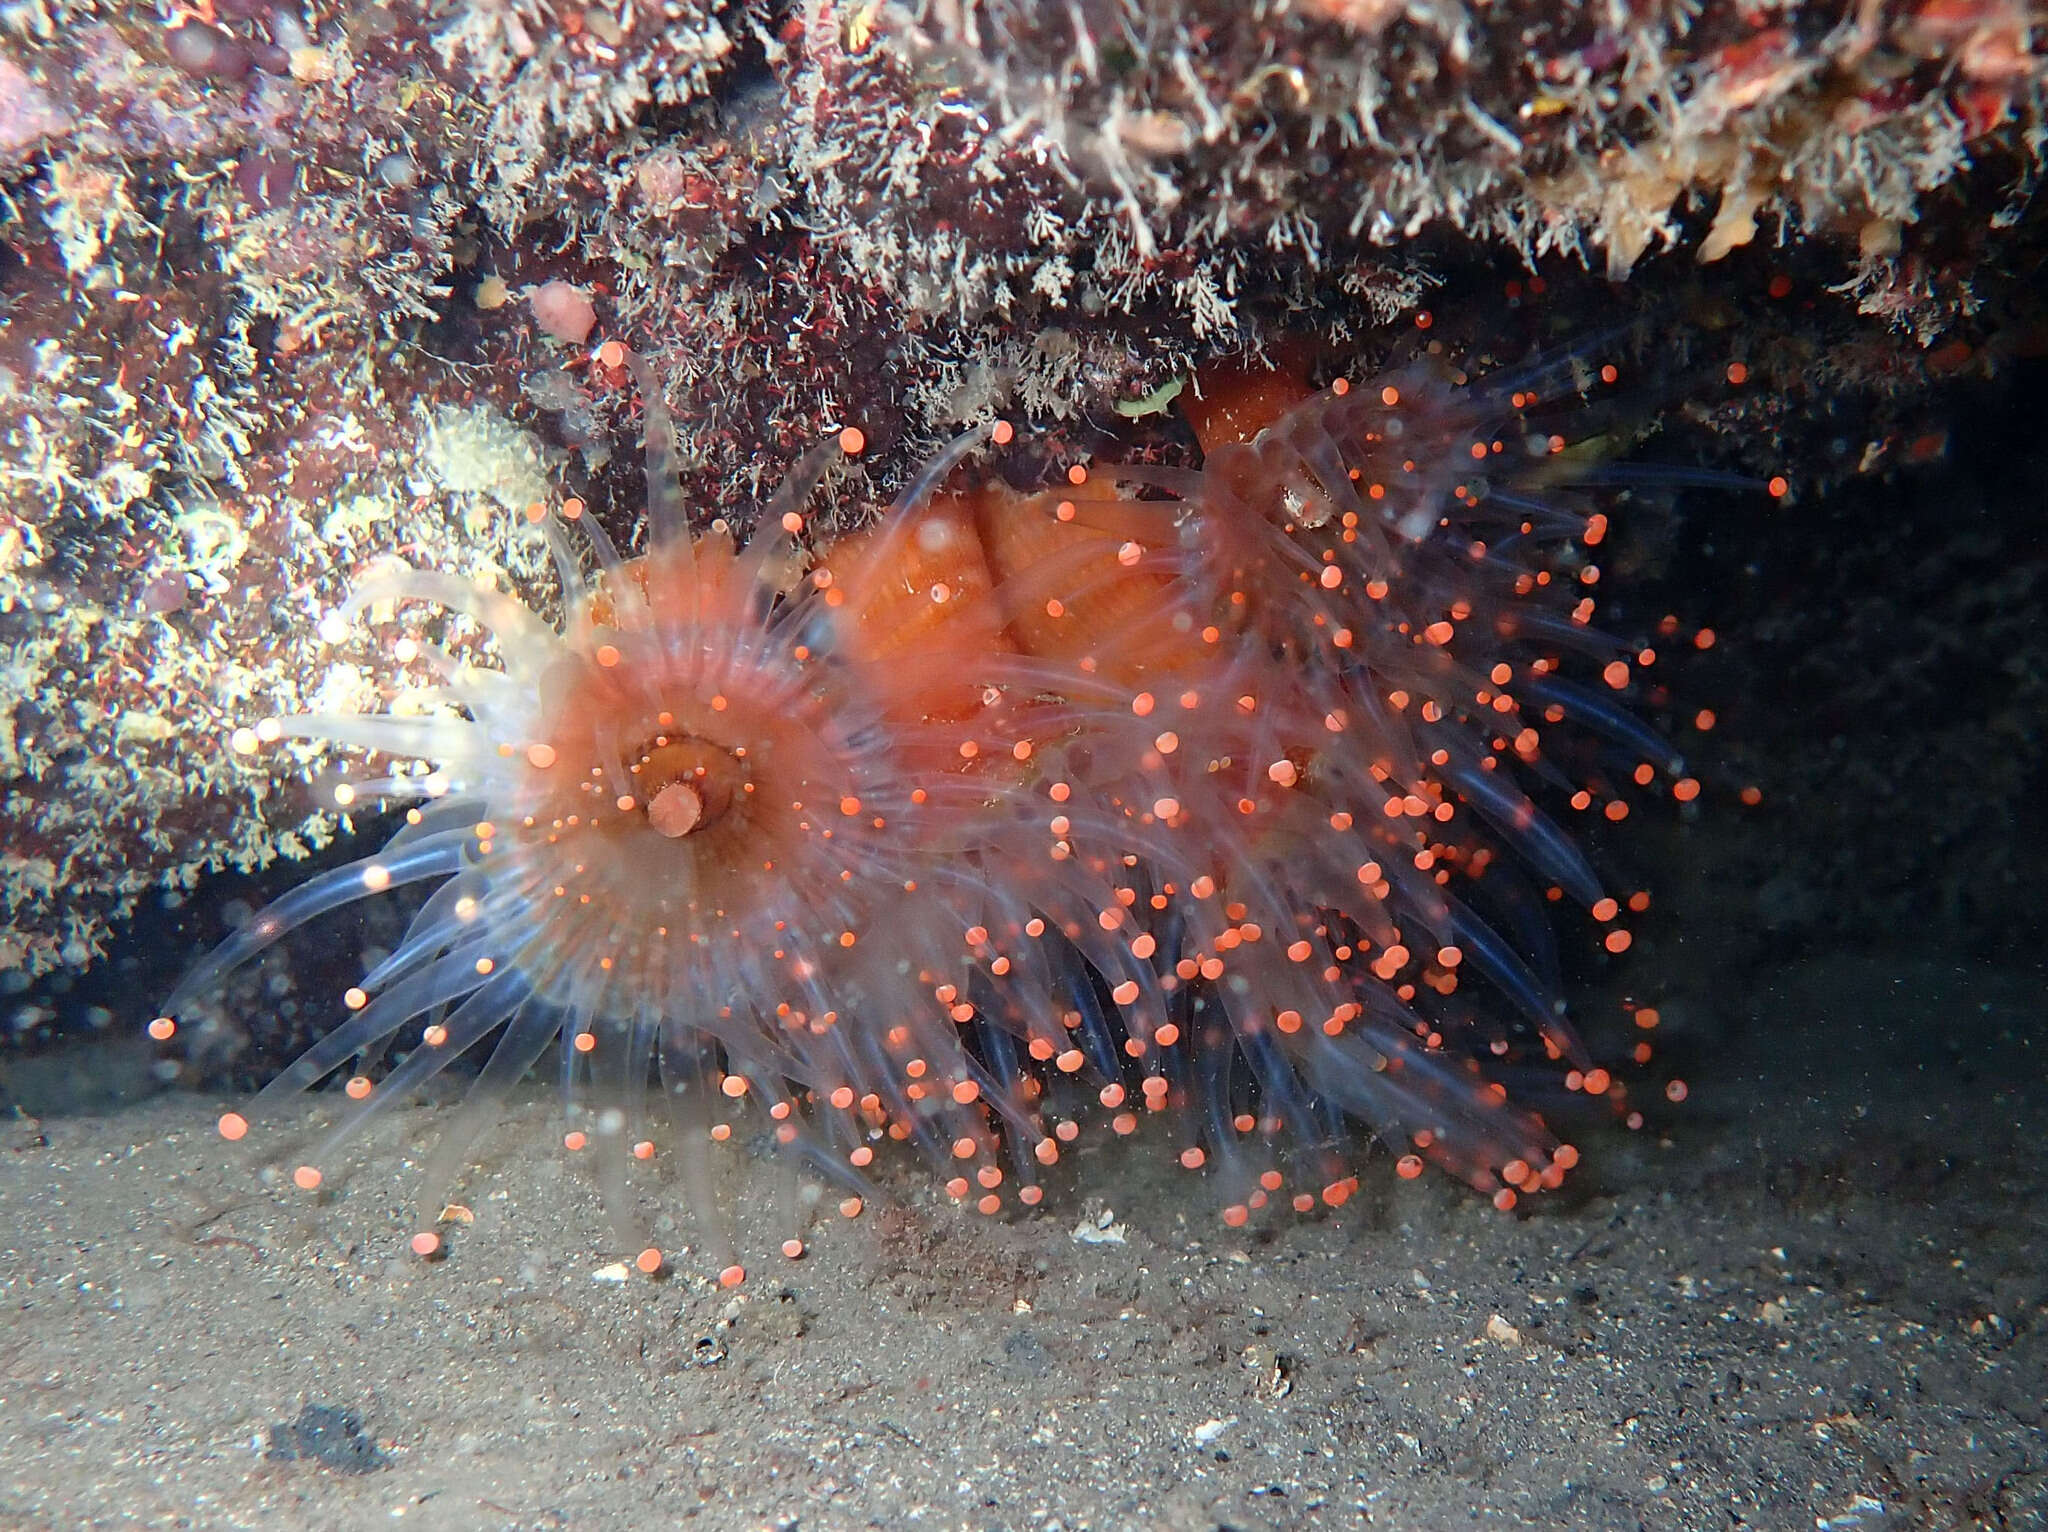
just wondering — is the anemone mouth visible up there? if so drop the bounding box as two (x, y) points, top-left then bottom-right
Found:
(629, 736), (744, 838)
(646, 780), (708, 838)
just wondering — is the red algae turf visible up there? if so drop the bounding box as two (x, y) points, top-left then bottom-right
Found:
(156, 340), (1717, 1280)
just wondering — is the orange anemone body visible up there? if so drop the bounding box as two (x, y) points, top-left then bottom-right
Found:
(818, 363), (1312, 724)
(166, 344), (1694, 1276)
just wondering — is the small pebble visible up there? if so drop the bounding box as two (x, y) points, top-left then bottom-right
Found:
(530, 280), (597, 344)
(164, 20), (252, 81)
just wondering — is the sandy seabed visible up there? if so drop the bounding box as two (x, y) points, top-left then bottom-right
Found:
(1, 953), (2041, 1532)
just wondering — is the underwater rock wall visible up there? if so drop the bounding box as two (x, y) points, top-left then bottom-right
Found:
(0, 0), (2040, 1007)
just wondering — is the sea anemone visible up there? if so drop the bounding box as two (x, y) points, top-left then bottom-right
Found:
(158, 339), (1701, 1282)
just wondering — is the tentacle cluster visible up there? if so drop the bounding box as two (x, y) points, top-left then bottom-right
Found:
(159, 342), (1704, 1282)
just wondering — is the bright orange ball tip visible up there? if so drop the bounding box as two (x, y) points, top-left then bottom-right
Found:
(410, 1231), (443, 1258)
(991, 419), (1014, 445)
(781, 1238), (806, 1260)
(1767, 475), (1788, 497)
(1725, 361), (1749, 385)
(1396, 1154), (1424, 1179)
(596, 339), (626, 368)
(837, 426), (866, 456)
(147, 1016), (176, 1041)
(1665, 1079), (1689, 1103)
(635, 1247), (665, 1274)
(292, 1165), (323, 1191)
(717, 1264), (746, 1288)
(217, 1111), (248, 1142)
